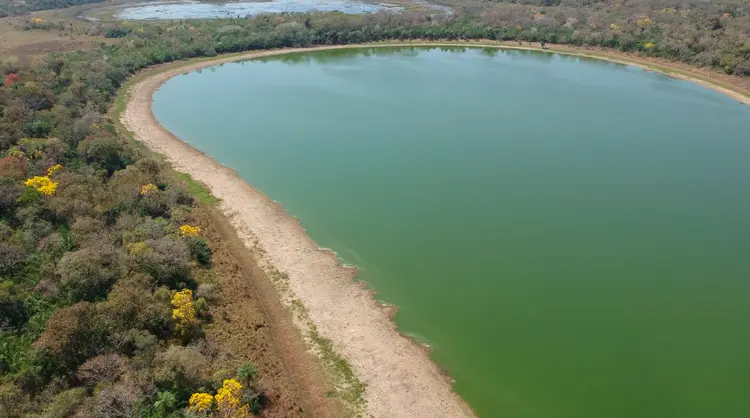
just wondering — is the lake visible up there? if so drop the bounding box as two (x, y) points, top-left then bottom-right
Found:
(116, 0), (399, 20)
(153, 47), (750, 418)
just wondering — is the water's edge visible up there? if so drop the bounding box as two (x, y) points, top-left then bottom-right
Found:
(118, 42), (748, 418)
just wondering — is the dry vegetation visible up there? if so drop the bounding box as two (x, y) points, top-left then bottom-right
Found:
(1, 0), (749, 416)
(0, 7), (109, 63)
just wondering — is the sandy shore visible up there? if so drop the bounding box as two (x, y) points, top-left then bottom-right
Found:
(121, 45), (478, 418)
(120, 43), (749, 418)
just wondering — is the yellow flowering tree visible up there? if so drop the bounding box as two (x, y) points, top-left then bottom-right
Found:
(172, 289), (197, 323)
(180, 224), (201, 237)
(180, 224), (212, 266)
(47, 164), (63, 177)
(215, 379), (251, 418)
(188, 392), (214, 414)
(24, 176), (57, 196)
(141, 183), (158, 195)
(189, 379), (251, 417)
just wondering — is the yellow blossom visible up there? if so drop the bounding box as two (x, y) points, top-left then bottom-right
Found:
(644, 42), (656, 49)
(215, 379), (251, 417)
(189, 392), (214, 413)
(180, 224), (201, 237)
(171, 289), (197, 324)
(47, 164), (63, 177)
(25, 176), (57, 196)
(191, 380), (251, 417)
(140, 183), (158, 195)
(31, 17), (44, 24)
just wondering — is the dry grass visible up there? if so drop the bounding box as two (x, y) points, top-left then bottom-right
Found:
(0, 6), (110, 63)
(184, 205), (344, 418)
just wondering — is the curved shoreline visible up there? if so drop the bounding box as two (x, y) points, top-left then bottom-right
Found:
(121, 45), (480, 418)
(119, 43), (749, 418)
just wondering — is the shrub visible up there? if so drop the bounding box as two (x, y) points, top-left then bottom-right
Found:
(23, 116), (54, 138)
(76, 353), (128, 387)
(0, 156), (28, 180)
(77, 136), (131, 175)
(122, 216), (174, 243)
(154, 346), (211, 399)
(39, 387), (87, 418)
(0, 243), (25, 276)
(195, 283), (218, 301)
(70, 217), (108, 248)
(56, 246), (122, 301)
(104, 27), (131, 38)
(0, 383), (27, 418)
(33, 302), (104, 376)
(113, 329), (159, 360)
(187, 236), (212, 266)
(83, 381), (141, 418)
(0, 282), (28, 330)
(132, 236), (191, 288)
(46, 172), (99, 221)
(237, 362), (258, 385)
(102, 273), (170, 335)
(0, 178), (24, 213)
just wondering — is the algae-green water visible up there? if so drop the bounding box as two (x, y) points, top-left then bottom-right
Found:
(153, 47), (750, 418)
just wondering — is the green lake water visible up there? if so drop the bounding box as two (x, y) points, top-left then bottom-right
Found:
(153, 47), (750, 418)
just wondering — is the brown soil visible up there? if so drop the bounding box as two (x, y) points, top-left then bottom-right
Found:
(189, 205), (343, 418)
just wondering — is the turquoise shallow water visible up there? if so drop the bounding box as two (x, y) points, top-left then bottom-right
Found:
(153, 47), (750, 418)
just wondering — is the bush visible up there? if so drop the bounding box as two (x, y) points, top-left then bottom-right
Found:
(187, 236), (212, 266)
(33, 302), (105, 376)
(0, 282), (29, 330)
(0, 383), (27, 418)
(154, 346), (211, 399)
(131, 236), (192, 288)
(0, 178), (24, 213)
(40, 387), (87, 418)
(76, 353), (128, 387)
(0, 243), (25, 276)
(56, 246), (122, 301)
(77, 136), (131, 175)
(104, 27), (131, 38)
(102, 273), (170, 335)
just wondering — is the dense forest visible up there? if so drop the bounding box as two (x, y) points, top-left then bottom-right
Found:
(1, 0), (749, 415)
(4, 0), (750, 74)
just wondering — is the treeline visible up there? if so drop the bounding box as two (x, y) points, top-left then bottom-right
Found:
(0, 18), (277, 418)
(0, 0), (106, 17)
(91, 6), (749, 76)
(1, 6), (748, 416)
(467, 0), (750, 75)
(5, 0), (750, 75)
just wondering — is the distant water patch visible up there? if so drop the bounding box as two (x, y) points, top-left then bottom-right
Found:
(117, 0), (400, 20)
